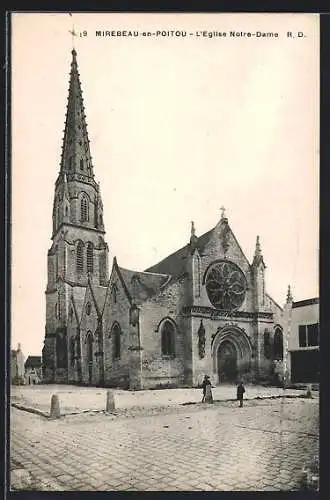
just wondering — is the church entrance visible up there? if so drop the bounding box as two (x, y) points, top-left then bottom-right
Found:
(217, 340), (237, 383)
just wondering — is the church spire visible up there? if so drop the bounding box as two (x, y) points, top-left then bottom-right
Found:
(60, 49), (94, 182)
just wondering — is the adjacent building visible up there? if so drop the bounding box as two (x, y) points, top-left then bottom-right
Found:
(284, 296), (319, 384)
(11, 343), (25, 385)
(24, 356), (43, 385)
(43, 49), (293, 389)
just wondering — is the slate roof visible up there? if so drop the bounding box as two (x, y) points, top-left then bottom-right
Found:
(145, 228), (214, 278)
(292, 297), (319, 309)
(25, 356), (42, 369)
(118, 266), (170, 304)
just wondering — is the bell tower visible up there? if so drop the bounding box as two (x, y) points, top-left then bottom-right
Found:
(43, 49), (109, 382)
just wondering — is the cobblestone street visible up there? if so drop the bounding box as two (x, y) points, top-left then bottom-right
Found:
(11, 397), (319, 491)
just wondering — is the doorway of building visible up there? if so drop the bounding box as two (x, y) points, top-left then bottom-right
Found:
(217, 340), (237, 383)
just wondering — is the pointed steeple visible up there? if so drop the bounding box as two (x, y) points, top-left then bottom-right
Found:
(255, 235), (261, 257)
(253, 235), (265, 267)
(286, 285), (293, 303)
(60, 49), (94, 182)
(190, 220), (198, 251)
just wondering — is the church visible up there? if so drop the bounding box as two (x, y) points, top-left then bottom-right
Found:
(42, 49), (286, 389)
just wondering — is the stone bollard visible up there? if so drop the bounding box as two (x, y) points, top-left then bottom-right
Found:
(306, 384), (313, 398)
(106, 390), (116, 412)
(50, 394), (61, 419)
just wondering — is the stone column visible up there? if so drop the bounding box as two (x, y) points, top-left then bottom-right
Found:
(128, 303), (143, 390)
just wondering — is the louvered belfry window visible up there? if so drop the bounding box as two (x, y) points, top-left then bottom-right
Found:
(76, 241), (84, 274)
(81, 196), (88, 222)
(87, 242), (93, 273)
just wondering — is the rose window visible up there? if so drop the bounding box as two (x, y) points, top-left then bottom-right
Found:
(205, 261), (247, 311)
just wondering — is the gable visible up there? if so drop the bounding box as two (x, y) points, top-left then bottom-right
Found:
(201, 220), (251, 273)
(80, 285), (98, 326)
(104, 258), (133, 311)
(119, 267), (170, 304)
(90, 283), (107, 316)
(106, 257), (171, 308)
(71, 286), (87, 324)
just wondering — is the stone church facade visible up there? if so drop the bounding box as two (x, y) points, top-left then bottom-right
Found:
(42, 49), (286, 389)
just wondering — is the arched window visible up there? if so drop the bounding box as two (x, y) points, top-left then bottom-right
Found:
(112, 323), (121, 360)
(56, 332), (67, 369)
(80, 158), (84, 171)
(263, 330), (272, 359)
(76, 241), (84, 274)
(86, 331), (93, 363)
(87, 242), (94, 273)
(273, 328), (283, 360)
(161, 320), (175, 356)
(111, 284), (117, 303)
(81, 195), (89, 222)
(55, 303), (58, 319)
(65, 206), (68, 217)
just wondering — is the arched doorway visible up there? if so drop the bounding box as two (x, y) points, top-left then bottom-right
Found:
(217, 340), (237, 383)
(212, 326), (253, 385)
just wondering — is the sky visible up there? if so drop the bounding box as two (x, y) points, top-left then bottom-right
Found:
(11, 13), (319, 356)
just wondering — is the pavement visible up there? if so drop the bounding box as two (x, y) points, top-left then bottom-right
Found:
(10, 384), (314, 416)
(10, 395), (319, 491)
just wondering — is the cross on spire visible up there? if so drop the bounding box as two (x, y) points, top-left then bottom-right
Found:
(69, 26), (77, 49)
(68, 13), (77, 49)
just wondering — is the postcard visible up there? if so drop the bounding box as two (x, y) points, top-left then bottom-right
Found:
(10, 12), (319, 492)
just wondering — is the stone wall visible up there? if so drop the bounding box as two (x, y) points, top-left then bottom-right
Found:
(79, 287), (103, 385)
(139, 278), (187, 388)
(102, 271), (131, 388)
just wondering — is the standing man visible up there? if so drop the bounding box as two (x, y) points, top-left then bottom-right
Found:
(237, 381), (245, 408)
(202, 375), (212, 403)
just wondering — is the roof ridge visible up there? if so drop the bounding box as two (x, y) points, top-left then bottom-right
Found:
(119, 267), (170, 278)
